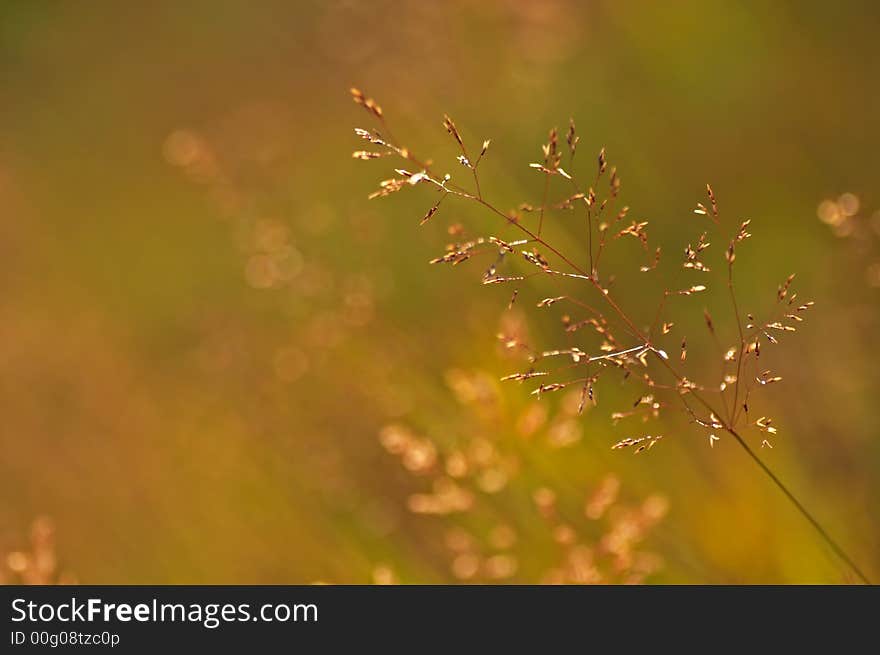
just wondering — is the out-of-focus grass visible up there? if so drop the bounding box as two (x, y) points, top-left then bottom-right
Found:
(1, 0), (878, 583)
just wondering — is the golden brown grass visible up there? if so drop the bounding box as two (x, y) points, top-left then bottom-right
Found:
(351, 87), (871, 583)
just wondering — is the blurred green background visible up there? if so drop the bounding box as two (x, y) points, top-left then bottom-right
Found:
(1, 0), (878, 583)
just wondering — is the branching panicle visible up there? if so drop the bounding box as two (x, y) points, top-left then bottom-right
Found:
(350, 88), (871, 584)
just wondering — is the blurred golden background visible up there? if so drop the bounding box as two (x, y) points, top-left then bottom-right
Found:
(1, 0), (878, 583)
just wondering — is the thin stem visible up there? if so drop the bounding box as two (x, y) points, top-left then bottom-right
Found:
(725, 426), (872, 585)
(453, 137), (482, 200)
(593, 194), (617, 273)
(586, 203), (594, 275)
(538, 173), (550, 236)
(655, 355), (872, 585)
(728, 258), (747, 426)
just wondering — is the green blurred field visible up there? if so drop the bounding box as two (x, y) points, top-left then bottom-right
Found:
(1, 1), (878, 583)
